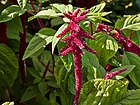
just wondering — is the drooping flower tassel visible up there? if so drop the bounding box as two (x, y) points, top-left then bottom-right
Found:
(57, 8), (96, 105)
(96, 24), (140, 57)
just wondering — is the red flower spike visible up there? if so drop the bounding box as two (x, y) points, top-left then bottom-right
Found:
(57, 8), (96, 105)
(80, 28), (96, 40)
(59, 47), (73, 56)
(64, 12), (73, 20)
(74, 16), (86, 23)
(95, 24), (140, 57)
(104, 68), (128, 80)
(57, 24), (71, 38)
(80, 9), (90, 16)
(73, 8), (81, 17)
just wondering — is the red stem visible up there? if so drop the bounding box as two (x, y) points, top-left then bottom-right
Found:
(41, 60), (51, 80)
(40, 61), (53, 75)
(19, 14), (27, 82)
(29, 0), (44, 28)
(129, 31), (133, 39)
(0, 23), (7, 44)
(48, 44), (55, 73)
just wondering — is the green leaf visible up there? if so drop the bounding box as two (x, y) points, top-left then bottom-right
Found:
(122, 14), (140, 31)
(17, 0), (27, 9)
(51, 17), (64, 27)
(49, 90), (59, 105)
(54, 59), (71, 91)
(68, 74), (75, 95)
(60, 55), (73, 72)
(87, 3), (111, 23)
(35, 9), (63, 18)
(28, 67), (41, 79)
(90, 33), (118, 66)
(6, 17), (23, 40)
(0, 44), (18, 87)
(20, 85), (41, 102)
(23, 28), (55, 60)
(113, 89), (140, 105)
(82, 50), (106, 78)
(0, 0), (8, 5)
(78, 79), (129, 105)
(0, 5), (26, 23)
(46, 77), (59, 88)
(54, 59), (73, 105)
(115, 17), (127, 29)
(38, 0), (49, 3)
(90, 3), (106, 13)
(110, 65), (135, 80)
(28, 9), (63, 21)
(50, 3), (73, 13)
(87, 65), (103, 80)
(122, 52), (140, 88)
(2, 102), (14, 105)
(52, 23), (68, 53)
(38, 81), (50, 96)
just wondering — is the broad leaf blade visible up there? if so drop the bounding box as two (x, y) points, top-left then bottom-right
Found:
(17, 0), (27, 9)
(0, 5), (26, 23)
(113, 89), (140, 105)
(28, 9), (63, 21)
(52, 23), (68, 53)
(90, 32), (118, 66)
(122, 52), (140, 88)
(50, 3), (73, 13)
(6, 17), (23, 40)
(23, 28), (55, 60)
(35, 9), (63, 18)
(20, 85), (41, 102)
(122, 14), (140, 31)
(0, 44), (18, 87)
(38, 81), (50, 96)
(78, 79), (129, 105)
(90, 3), (106, 13)
(82, 50), (106, 78)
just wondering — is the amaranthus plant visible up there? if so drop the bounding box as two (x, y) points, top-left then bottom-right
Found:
(57, 8), (96, 105)
(1, 1), (140, 105)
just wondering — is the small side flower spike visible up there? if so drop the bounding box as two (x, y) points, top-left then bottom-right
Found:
(104, 68), (128, 80)
(57, 8), (96, 105)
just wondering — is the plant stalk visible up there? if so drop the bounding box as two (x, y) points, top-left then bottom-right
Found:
(30, 0), (44, 28)
(19, 14), (27, 82)
(0, 23), (7, 44)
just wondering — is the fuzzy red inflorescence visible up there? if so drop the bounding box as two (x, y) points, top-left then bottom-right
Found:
(96, 24), (140, 57)
(57, 8), (96, 105)
(104, 68), (127, 80)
